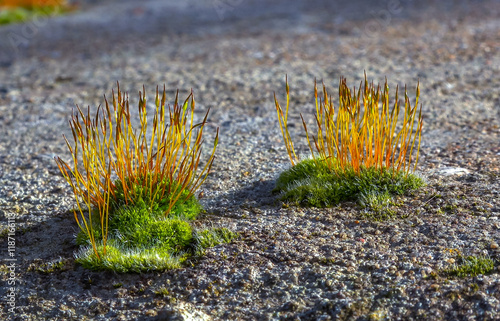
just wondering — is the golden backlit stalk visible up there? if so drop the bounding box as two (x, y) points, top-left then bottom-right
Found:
(55, 83), (218, 260)
(274, 75), (299, 166)
(275, 74), (423, 176)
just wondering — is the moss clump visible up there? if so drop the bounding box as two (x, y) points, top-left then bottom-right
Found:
(74, 179), (237, 273)
(443, 255), (496, 278)
(74, 198), (238, 272)
(57, 84), (223, 273)
(75, 241), (184, 273)
(274, 158), (425, 210)
(76, 224), (238, 273)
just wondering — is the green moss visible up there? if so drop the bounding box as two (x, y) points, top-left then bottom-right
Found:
(107, 206), (193, 252)
(0, 7), (30, 25)
(0, 228), (8, 239)
(76, 227), (238, 273)
(359, 190), (397, 220)
(75, 208), (193, 272)
(193, 227), (238, 254)
(73, 174), (238, 273)
(75, 241), (184, 273)
(74, 197), (236, 272)
(319, 257), (336, 265)
(28, 258), (71, 274)
(154, 286), (170, 297)
(274, 158), (425, 211)
(112, 175), (202, 220)
(443, 255), (495, 278)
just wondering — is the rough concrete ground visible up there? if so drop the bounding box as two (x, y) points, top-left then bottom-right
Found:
(0, 0), (499, 320)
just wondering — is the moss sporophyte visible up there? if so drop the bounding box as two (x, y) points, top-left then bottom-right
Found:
(274, 74), (425, 211)
(56, 83), (236, 272)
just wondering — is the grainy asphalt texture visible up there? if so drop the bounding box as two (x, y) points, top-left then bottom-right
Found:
(0, 0), (499, 320)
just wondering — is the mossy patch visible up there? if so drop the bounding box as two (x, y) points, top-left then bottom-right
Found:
(112, 175), (202, 221)
(27, 258), (72, 274)
(274, 158), (425, 216)
(192, 227), (239, 255)
(74, 178), (236, 273)
(76, 225), (238, 273)
(442, 255), (496, 278)
(75, 242), (182, 273)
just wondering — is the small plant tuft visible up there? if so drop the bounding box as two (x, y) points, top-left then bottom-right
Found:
(359, 190), (397, 220)
(154, 286), (170, 297)
(27, 258), (71, 274)
(274, 158), (424, 214)
(443, 255), (496, 278)
(192, 227), (239, 255)
(56, 83), (230, 272)
(274, 74), (425, 212)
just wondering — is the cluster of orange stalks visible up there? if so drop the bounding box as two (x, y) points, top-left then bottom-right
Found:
(275, 74), (423, 175)
(55, 83), (218, 258)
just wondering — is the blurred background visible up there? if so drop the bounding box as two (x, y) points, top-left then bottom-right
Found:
(1, 0), (498, 65)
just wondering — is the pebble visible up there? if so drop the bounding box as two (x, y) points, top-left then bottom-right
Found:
(431, 167), (470, 176)
(429, 284), (440, 291)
